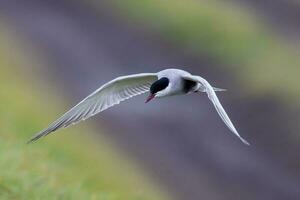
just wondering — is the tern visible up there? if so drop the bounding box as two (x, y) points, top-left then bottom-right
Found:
(28, 69), (249, 145)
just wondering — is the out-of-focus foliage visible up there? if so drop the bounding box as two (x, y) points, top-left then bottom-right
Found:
(0, 23), (169, 200)
(107, 0), (300, 101)
(1, 0), (299, 199)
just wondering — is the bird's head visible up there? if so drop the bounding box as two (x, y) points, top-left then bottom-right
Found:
(145, 77), (169, 103)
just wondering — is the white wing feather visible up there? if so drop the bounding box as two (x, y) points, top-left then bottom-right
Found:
(28, 73), (157, 143)
(184, 75), (249, 145)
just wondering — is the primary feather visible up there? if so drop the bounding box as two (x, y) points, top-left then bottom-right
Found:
(183, 75), (249, 145)
(28, 73), (157, 143)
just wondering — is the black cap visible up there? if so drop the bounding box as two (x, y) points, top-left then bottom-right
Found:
(150, 77), (169, 94)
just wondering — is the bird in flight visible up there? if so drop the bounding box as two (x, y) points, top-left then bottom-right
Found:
(28, 69), (249, 145)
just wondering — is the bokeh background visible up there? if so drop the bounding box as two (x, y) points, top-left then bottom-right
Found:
(1, 0), (300, 199)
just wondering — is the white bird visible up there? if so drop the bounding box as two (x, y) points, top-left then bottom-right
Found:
(28, 69), (249, 145)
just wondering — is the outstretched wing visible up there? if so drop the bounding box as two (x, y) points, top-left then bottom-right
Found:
(28, 73), (158, 143)
(183, 75), (249, 145)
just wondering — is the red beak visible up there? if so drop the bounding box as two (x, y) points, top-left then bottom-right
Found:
(145, 94), (155, 103)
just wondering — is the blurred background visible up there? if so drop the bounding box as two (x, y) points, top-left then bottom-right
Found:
(0, 0), (300, 199)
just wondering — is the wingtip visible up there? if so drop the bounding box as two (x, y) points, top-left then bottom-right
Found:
(26, 135), (40, 144)
(240, 138), (250, 146)
(26, 139), (34, 144)
(27, 131), (47, 144)
(233, 130), (250, 146)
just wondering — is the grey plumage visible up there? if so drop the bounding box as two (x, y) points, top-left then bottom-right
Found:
(28, 73), (157, 143)
(28, 69), (249, 145)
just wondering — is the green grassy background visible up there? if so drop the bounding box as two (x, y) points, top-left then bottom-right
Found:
(1, 0), (300, 199)
(0, 22), (169, 200)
